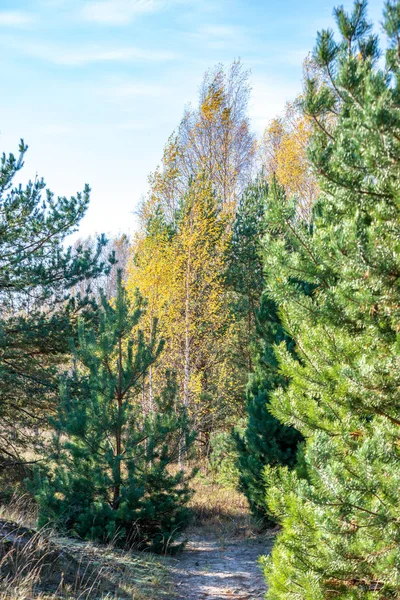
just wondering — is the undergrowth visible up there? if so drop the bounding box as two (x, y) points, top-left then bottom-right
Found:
(0, 465), (261, 599)
(0, 496), (174, 600)
(187, 465), (263, 539)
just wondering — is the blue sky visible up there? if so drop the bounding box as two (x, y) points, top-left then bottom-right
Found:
(0, 0), (383, 239)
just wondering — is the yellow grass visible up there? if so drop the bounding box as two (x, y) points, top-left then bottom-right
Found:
(187, 467), (263, 539)
(0, 465), (260, 599)
(0, 496), (174, 600)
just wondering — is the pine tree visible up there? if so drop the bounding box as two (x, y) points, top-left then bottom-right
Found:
(262, 2), (400, 597)
(226, 179), (268, 375)
(0, 140), (110, 475)
(34, 273), (194, 553)
(230, 179), (302, 522)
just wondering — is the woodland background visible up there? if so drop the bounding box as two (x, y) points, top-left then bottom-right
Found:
(1, 1), (400, 599)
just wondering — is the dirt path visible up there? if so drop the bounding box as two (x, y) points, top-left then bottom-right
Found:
(173, 532), (272, 599)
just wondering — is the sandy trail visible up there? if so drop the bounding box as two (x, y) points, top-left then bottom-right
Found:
(173, 532), (272, 599)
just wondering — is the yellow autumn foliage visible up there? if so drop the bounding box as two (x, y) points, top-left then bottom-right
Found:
(127, 174), (236, 435)
(260, 103), (319, 219)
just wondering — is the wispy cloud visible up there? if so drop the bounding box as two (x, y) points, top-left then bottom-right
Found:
(247, 49), (309, 69)
(6, 39), (178, 66)
(116, 118), (165, 131)
(40, 123), (74, 136)
(81, 0), (161, 25)
(36, 120), (162, 135)
(187, 23), (245, 50)
(51, 46), (177, 66)
(110, 82), (169, 98)
(0, 11), (35, 27)
(198, 24), (237, 38)
(249, 77), (300, 132)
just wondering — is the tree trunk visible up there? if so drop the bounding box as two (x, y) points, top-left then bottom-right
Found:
(180, 249), (191, 467)
(183, 250), (191, 410)
(113, 335), (123, 510)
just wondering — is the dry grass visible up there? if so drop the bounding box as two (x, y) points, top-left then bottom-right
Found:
(0, 467), (261, 599)
(0, 497), (175, 600)
(186, 468), (263, 539)
(0, 493), (38, 528)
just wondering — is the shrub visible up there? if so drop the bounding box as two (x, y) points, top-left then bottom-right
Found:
(32, 274), (195, 553)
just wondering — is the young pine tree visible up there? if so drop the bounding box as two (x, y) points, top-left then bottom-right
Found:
(230, 179), (303, 522)
(34, 273), (194, 553)
(262, 2), (400, 597)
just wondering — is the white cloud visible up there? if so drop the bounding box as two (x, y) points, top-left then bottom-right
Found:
(111, 82), (168, 98)
(249, 78), (300, 133)
(8, 40), (177, 66)
(116, 118), (162, 131)
(52, 46), (177, 66)
(187, 23), (244, 49)
(198, 24), (237, 38)
(37, 120), (162, 135)
(40, 124), (74, 135)
(81, 0), (160, 25)
(0, 11), (35, 26)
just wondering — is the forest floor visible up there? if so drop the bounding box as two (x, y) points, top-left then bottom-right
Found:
(0, 496), (175, 600)
(0, 475), (273, 599)
(172, 529), (272, 599)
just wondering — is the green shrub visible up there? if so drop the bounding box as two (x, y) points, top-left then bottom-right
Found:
(31, 274), (195, 553)
(209, 426), (244, 489)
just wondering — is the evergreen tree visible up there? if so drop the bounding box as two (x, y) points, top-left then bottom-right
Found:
(262, 2), (400, 597)
(230, 179), (302, 522)
(226, 179), (268, 375)
(34, 273), (194, 553)
(0, 141), (110, 475)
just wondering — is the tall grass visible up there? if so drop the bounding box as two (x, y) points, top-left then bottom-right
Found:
(0, 497), (174, 600)
(0, 465), (259, 598)
(187, 466), (263, 538)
